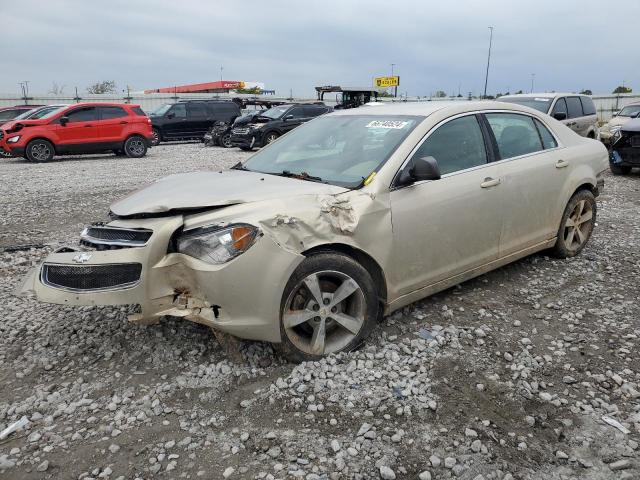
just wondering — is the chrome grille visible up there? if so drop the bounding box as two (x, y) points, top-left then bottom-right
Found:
(80, 226), (152, 248)
(232, 128), (250, 135)
(631, 135), (640, 148)
(42, 263), (142, 291)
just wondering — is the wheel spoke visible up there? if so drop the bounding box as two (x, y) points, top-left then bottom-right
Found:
(303, 274), (324, 305)
(578, 209), (592, 224)
(310, 319), (326, 355)
(576, 200), (585, 217)
(575, 226), (585, 244)
(283, 309), (316, 328)
(329, 279), (359, 308)
(331, 312), (362, 335)
(565, 217), (576, 227)
(565, 227), (576, 248)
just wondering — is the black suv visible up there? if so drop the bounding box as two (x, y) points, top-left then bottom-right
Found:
(149, 100), (240, 145)
(230, 103), (331, 150)
(610, 119), (640, 175)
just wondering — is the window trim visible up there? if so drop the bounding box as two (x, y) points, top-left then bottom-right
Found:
(565, 96), (584, 120)
(550, 97), (568, 117)
(390, 109), (563, 190)
(62, 106), (99, 123)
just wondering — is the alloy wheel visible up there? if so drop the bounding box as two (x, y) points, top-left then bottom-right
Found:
(151, 130), (160, 146)
(127, 138), (146, 156)
(266, 133), (278, 144)
(31, 143), (51, 162)
(563, 199), (593, 251)
(283, 271), (366, 356)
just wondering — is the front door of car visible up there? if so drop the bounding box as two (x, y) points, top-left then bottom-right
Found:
(389, 114), (504, 296)
(186, 102), (209, 137)
(162, 104), (188, 138)
(551, 98), (574, 131)
(54, 106), (100, 149)
(482, 112), (569, 256)
(97, 106), (129, 145)
(281, 107), (308, 133)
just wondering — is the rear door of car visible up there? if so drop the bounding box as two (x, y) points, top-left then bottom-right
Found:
(389, 113), (504, 295)
(579, 96), (598, 137)
(54, 106), (100, 150)
(482, 112), (568, 255)
(186, 102), (209, 137)
(565, 96), (588, 136)
(303, 105), (329, 119)
(97, 106), (129, 145)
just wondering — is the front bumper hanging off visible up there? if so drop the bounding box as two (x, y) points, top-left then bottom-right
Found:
(18, 216), (303, 343)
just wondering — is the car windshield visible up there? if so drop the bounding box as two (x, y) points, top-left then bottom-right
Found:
(242, 115), (421, 188)
(618, 105), (640, 117)
(497, 96), (553, 113)
(259, 106), (290, 119)
(150, 104), (172, 116)
(12, 108), (40, 120)
(20, 105), (66, 120)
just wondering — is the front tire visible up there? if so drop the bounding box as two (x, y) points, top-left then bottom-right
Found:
(610, 164), (631, 175)
(551, 189), (596, 258)
(277, 253), (379, 362)
(124, 135), (148, 158)
(264, 131), (279, 145)
(25, 139), (55, 162)
(220, 133), (233, 148)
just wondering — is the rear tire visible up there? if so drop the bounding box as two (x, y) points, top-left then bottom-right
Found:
(610, 164), (631, 175)
(276, 253), (379, 363)
(124, 135), (148, 158)
(221, 133), (233, 148)
(551, 189), (596, 259)
(25, 139), (55, 162)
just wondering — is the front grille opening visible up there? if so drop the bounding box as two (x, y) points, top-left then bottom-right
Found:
(42, 263), (142, 291)
(80, 226), (152, 249)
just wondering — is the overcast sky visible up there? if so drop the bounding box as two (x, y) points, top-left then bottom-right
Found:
(1, 0), (638, 98)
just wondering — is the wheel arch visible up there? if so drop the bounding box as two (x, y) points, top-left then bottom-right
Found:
(25, 136), (58, 154)
(302, 243), (388, 306)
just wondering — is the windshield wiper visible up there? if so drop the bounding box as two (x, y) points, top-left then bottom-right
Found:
(277, 170), (326, 183)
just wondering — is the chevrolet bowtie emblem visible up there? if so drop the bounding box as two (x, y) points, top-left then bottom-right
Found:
(72, 252), (92, 264)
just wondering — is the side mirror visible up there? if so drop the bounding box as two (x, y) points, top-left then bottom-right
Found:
(612, 111), (619, 117)
(397, 156), (441, 186)
(553, 112), (567, 121)
(59, 116), (69, 126)
(166, 113), (175, 119)
(284, 114), (294, 121)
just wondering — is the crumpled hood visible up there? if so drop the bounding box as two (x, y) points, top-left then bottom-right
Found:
(1, 118), (48, 131)
(621, 118), (640, 133)
(110, 170), (348, 217)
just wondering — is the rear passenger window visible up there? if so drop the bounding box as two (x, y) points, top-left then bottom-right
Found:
(100, 106), (127, 119)
(565, 97), (583, 119)
(187, 103), (208, 118)
(412, 115), (487, 175)
(552, 98), (568, 117)
(580, 96), (596, 115)
(533, 119), (558, 149)
(485, 113), (543, 159)
(287, 107), (306, 118)
(132, 107), (146, 116)
(304, 106), (325, 117)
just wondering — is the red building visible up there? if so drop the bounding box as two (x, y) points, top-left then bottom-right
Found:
(144, 81), (245, 94)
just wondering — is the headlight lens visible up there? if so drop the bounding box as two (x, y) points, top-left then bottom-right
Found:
(176, 223), (259, 264)
(249, 124), (264, 130)
(7, 135), (21, 143)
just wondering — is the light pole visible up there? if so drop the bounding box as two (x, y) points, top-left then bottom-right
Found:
(530, 73), (535, 93)
(220, 65), (223, 82)
(483, 27), (494, 99)
(391, 63), (397, 97)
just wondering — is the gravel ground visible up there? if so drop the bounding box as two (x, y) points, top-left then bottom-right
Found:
(1, 143), (639, 480)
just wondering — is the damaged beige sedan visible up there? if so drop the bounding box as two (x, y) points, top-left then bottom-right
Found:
(20, 102), (609, 361)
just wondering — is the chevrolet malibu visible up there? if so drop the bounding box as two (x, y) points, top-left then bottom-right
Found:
(19, 102), (608, 362)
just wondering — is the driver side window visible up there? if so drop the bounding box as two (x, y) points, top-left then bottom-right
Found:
(410, 115), (488, 176)
(169, 104), (186, 117)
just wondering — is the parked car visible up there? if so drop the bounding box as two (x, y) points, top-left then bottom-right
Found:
(19, 102), (608, 361)
(609, 118), (640, 174)
(149, 100), (240, 145)
(13, 104), (69, 121)
(0, 105), (43, 126)
(497, 93), (599, 139)
(204, 110), (265, 148)
(0, 103), (152, 162)
(230, 103), (331, 150)
(599, 102), (640, 145)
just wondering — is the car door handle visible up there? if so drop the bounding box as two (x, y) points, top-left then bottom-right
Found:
(555, 159), (569, 169)
(480, 177), (501, 188)
(84, 124), (94, 127)
(119, 121), (128, 125)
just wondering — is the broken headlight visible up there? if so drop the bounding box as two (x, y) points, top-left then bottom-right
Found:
(176, 224), (259, 264)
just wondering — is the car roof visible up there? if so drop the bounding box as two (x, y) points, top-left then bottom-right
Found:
(65, 102), (140, 108)
(499, 93), (587, 99)
(329, 100), (540, 117)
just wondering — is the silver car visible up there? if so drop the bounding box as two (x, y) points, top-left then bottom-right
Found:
(20, 102), (608, 361)
(497, 93), (599, 139)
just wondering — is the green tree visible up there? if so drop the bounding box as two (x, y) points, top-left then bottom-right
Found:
(434, 90), (447, 98)
(86, 80), (117, 94)
(235, 86), (262, 95)
(580, 89), (593, 95)
(613, 85), (632, 94)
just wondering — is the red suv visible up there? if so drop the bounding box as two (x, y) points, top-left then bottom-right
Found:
(0, 103), (153, 162)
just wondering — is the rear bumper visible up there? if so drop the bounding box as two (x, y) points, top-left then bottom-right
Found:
(19, 217), (302, 343)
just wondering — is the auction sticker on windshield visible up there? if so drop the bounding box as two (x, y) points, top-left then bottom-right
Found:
(366, 120), (409, 129)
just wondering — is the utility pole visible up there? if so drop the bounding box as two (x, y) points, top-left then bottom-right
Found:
(391, 63), (397, 98)
(220, 65), (223, 82)
(483, 27), (494, 99)
(531, 73), (535, 93)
